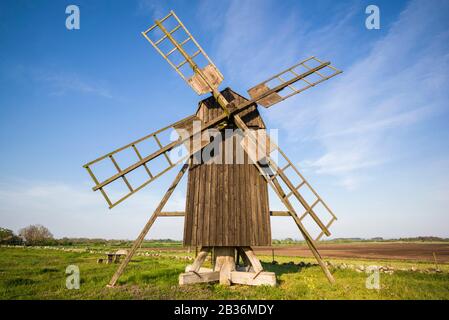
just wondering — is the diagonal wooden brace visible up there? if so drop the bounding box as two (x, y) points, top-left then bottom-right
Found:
(233, 114), (334, 284)
(107, 164), (189, 287)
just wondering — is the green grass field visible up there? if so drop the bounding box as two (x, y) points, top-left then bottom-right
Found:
(0, 246), (448, 300)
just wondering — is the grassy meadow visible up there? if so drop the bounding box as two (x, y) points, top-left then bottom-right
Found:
(1, 246), (448, 300)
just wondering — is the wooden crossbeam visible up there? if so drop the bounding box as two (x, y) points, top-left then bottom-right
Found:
(132, 144), (153, 178)
(109, 155), (133, 192)
(107, 164), (188, 287)
(157, 211), (292, 217)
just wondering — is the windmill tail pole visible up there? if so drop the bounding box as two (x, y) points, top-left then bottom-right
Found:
(107, 164), (189, 287)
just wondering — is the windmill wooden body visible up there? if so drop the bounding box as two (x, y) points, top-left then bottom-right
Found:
(184, 88), (272, 249)
(83, 11), (342, 287)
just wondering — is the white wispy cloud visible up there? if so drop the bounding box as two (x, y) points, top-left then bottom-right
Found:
(308, 107), (428, 140)
(204, 0), (301, 85)
(10, 64), (113, 99)
(203, 0), (359, 89)
(218, 1), (449, 188)
(36, 71), (113, 98)
(135, 0), (168, 20)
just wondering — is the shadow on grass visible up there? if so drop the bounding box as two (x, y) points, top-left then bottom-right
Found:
(262, 261), (317, 277)
(39, 267), (59, 274)
(3, 278), (37, 286)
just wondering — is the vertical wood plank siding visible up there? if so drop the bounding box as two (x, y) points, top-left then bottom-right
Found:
(183, 88), (271, 246)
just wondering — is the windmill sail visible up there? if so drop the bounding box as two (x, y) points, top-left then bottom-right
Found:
(83, 114), (211, 208)
(233, 115), (337, 241)
(142, 11), (223, 95)
(247, 56), (342, 108)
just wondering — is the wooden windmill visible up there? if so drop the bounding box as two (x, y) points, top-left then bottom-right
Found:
(83, 11), (342, 287)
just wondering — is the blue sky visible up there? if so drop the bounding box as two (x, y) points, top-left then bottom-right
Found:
(0, 0), (448, 240)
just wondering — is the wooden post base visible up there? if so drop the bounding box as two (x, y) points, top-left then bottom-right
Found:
(179, 246), (276, 286)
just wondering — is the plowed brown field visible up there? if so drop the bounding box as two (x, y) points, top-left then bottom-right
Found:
(255, 242), (449, 262)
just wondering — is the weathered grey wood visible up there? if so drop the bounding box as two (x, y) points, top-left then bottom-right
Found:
(230, 271), (276, 286)
(185, 247), (211, 272)
(210, 160), (217, 245)
(228, 154), (235, 246)
(185, 266), (214, 273)
(197, 162), (206, 245)
(183, 159), (192, 245)
(213, 247), (228, 272)
(221, 256), (235, 285)
(183, 88), (271, 247)
(191, 161), (200, 245)
(223, 162), (229, 246)
(180, 246), (276, 286)
(237, 247), (253, 271)
(214, 247), (236, 285)
(179, 271), (220, 285)
(240, 247), (263, 273)
(217, 165), (224, 246)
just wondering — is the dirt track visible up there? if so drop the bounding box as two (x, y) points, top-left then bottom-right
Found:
(254, 243), (449, 263)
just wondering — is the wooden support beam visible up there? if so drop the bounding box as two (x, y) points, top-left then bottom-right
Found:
(107, 164), (189, 287)
(179, 247), (277, 287)
(270, 211), (291, 216)
(271, 176), (335, 284)
(157, 211), (292, 217)
(158, 211), (186, 217)
(179, 271), (220, 285)
(214, 247), (236, 285)
(239, 247), (263, 273)
(185, 247), (211, 272)
(237, 248), (252, 271)
(230, 271), (276, 286)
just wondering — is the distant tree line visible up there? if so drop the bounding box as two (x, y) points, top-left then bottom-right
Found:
(0, 226), (183, 247)
(1, 225), (54, 246)
(2, 225), (448, 246)
(0, 228), (23, 245)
